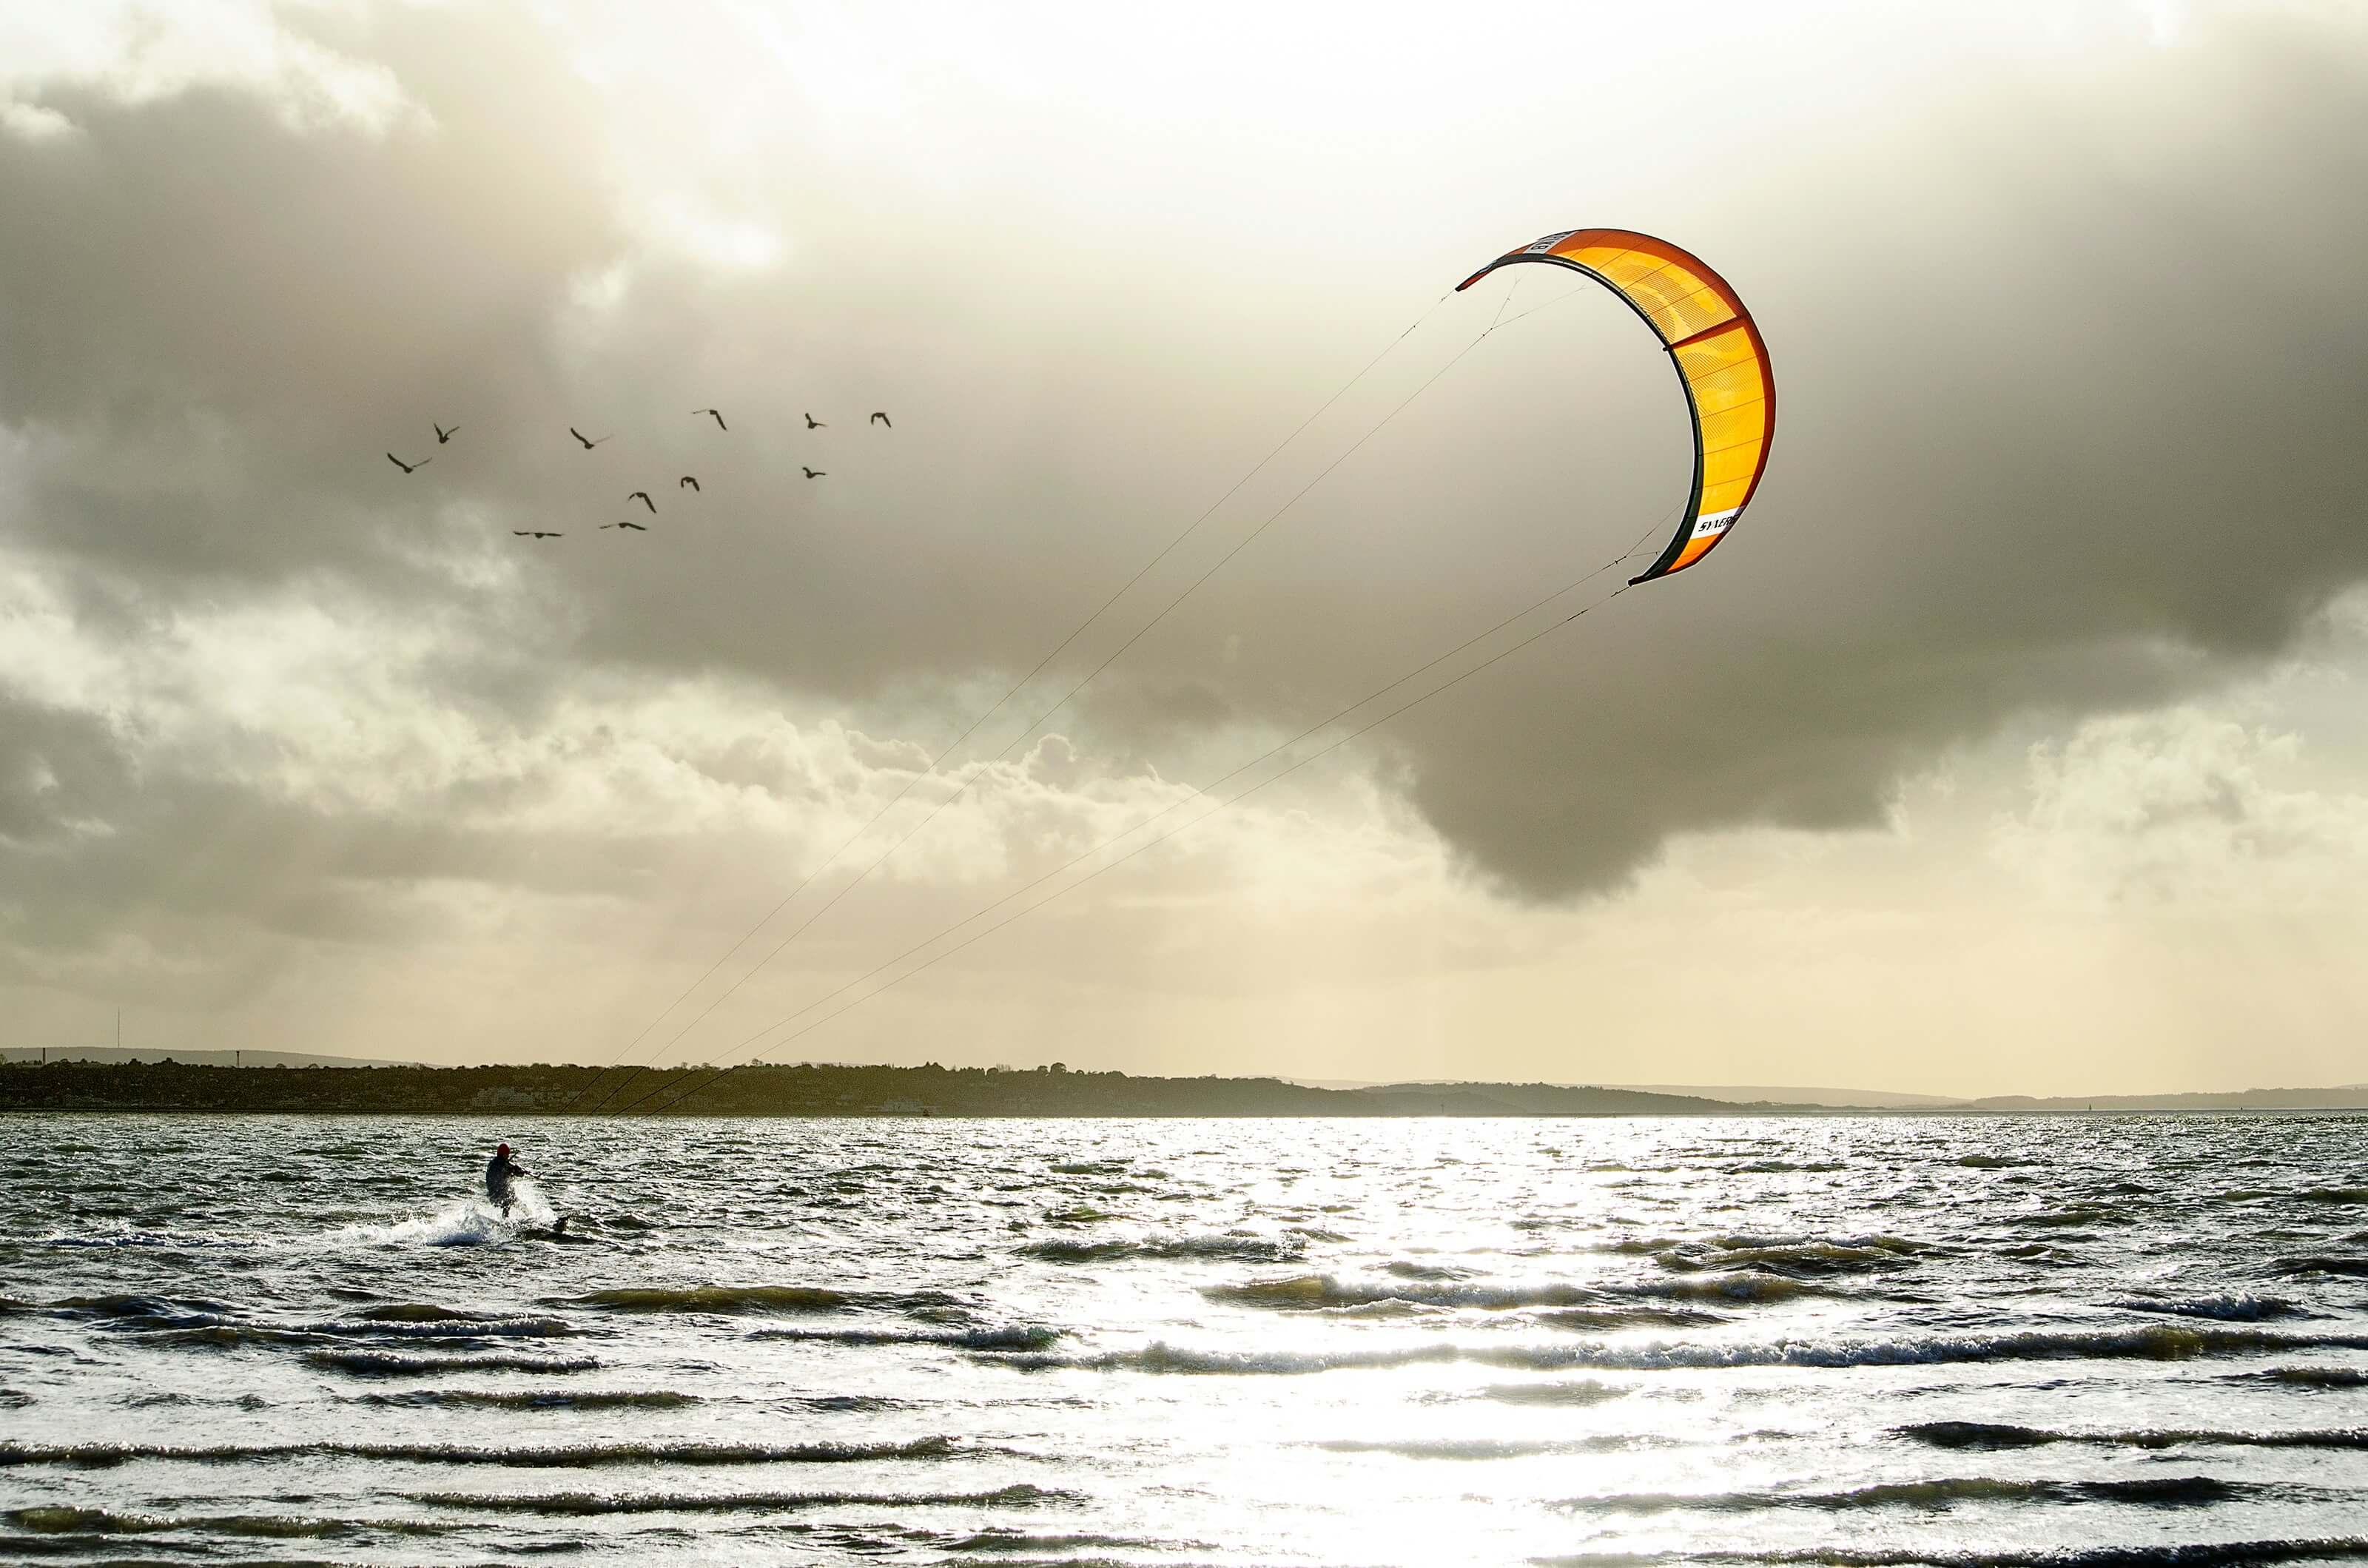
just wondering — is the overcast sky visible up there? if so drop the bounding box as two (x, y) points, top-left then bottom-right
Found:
(3, 0), (2364, 1096)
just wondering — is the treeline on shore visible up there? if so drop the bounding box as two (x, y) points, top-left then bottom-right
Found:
(9, 1057), (2361, 1117)
(0, 1057), (1752, 1117)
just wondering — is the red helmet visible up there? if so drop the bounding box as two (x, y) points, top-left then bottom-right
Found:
(497, 1143), (510, 1156)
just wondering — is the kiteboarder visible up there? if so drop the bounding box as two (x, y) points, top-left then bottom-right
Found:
(485, 1142), (528, 1217)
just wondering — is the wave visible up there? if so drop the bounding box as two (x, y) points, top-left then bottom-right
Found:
(302, 1348), (599, 1376)
(334, 1202), (509, 1248)
(353, 1301), (484, 1322)
(50, 1293), (232, 1327)
(1659, 1540), (2368, 1568)
(34, 1229), (260, 1250)
(1001, 1325), (2368, 1377)
(405, 1482), (1074, 1515)
(558, 1285), (852, 1313)
(1898, 1421), (2368, 1451)
(0, 1436), (962, 1468)
(791, 1393), (915, 1413)
(65, 1313), (585, 1356)
(1002, 1340), (1466, 1376)
(1020, 1234), (1302, 1264)
(1555, 1475), (2260, 1513)
(751, 1325), (1062, 1352)
(1203, 1273), (1604, 1312)
(122, 1390), (270, 1411)
(2274, 1256), (2368, 1277)
(133, 1323), (321, 1350)
(944, 1530), (1216, 1557)
(2111, 1293), (2310, 1322)
(2258, 1366), (2368, 1388)
(348, 1388), (703, 1410)
(1472, 1379), (1633, 1407)
(1316, 1297), (1441, 1320)
(1537, 1307), (1729, 1333)
(4, 1504), (437, 1539)
(1385, 1259), (1468, 1281)
(2010, 1205), (2132, 1229)
(1627, 1273), (1814, 1304)
(1646, 1236), (1934, 1278)
(1316, 1435), (1650, 1460)
(311, 1313), (579, 1339)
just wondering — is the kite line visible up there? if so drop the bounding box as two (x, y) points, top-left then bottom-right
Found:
(580, 272), (1585, 1113)
(600, 511), (1668, 1117)
(567, 289), (1470, 1113)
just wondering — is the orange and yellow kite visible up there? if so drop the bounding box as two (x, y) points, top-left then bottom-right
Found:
(1458, 229), (1773, 584)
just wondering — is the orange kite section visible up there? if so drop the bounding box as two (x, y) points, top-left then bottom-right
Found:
(1457, 229), (1772, 585)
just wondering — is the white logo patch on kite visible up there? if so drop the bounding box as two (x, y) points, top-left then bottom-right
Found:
(1521, 231), (1578, 255)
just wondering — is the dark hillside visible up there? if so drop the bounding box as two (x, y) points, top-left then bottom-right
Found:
(0, 1059), (1767, 1117)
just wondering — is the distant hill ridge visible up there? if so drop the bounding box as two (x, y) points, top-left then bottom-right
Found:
(1300, 1077), (2368, 1111)
(1302, 1079), (1960, 1109)
(1962, 1085), (2368, 1111)
(0, 1059), (1774, 1117)
(0, 1047), (410, 1069)
(2, 1057), (2364, 1115)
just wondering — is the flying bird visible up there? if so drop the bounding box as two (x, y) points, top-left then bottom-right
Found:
(628, 491), (655, 513)
(870, 411), (891, 428)
(804, 412), (826, 429)
(434, 423), (458, 444)
(679, 476), (701, 491)
(386, 452), (431, 474)
(569, 426), (609, 449)
(694, 408), (727, 431)
(801, 466), (825, 480)
(513, 530), (564, 539)
(601, 521), (648, 531)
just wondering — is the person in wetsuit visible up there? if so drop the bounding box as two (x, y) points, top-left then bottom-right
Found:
(485, 1142), (528, 1217)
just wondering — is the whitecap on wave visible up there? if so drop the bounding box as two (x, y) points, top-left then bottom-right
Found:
(320, 1176), (562, 1248)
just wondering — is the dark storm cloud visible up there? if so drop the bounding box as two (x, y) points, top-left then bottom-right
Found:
(0, 7), (1209, 708)
(1, 1), (2364, 932)
(1380, 14), (2368, 897)
(0, 696), (127, 850)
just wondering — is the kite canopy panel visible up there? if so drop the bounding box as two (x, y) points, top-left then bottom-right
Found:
(1457, 229), (1773, 585)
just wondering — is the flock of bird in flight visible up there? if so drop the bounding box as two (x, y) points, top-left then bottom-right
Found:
(383, 407), (892, 539)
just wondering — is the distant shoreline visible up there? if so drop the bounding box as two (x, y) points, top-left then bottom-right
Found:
(3, 1059), (2364, 1117)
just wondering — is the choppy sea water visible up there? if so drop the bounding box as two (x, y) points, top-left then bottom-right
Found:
(1, 1114), (2366, 1567)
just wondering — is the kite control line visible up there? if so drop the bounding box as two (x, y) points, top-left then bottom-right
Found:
(604, 515), (1666, 1118)
(568, 292), (1457, 1116)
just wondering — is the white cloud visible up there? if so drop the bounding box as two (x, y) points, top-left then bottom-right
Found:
(1994, 707), (2368, 911)
(0, 100), (75, 141)
(0, 528), (1444, 908)
(0, 1), (417, 135)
